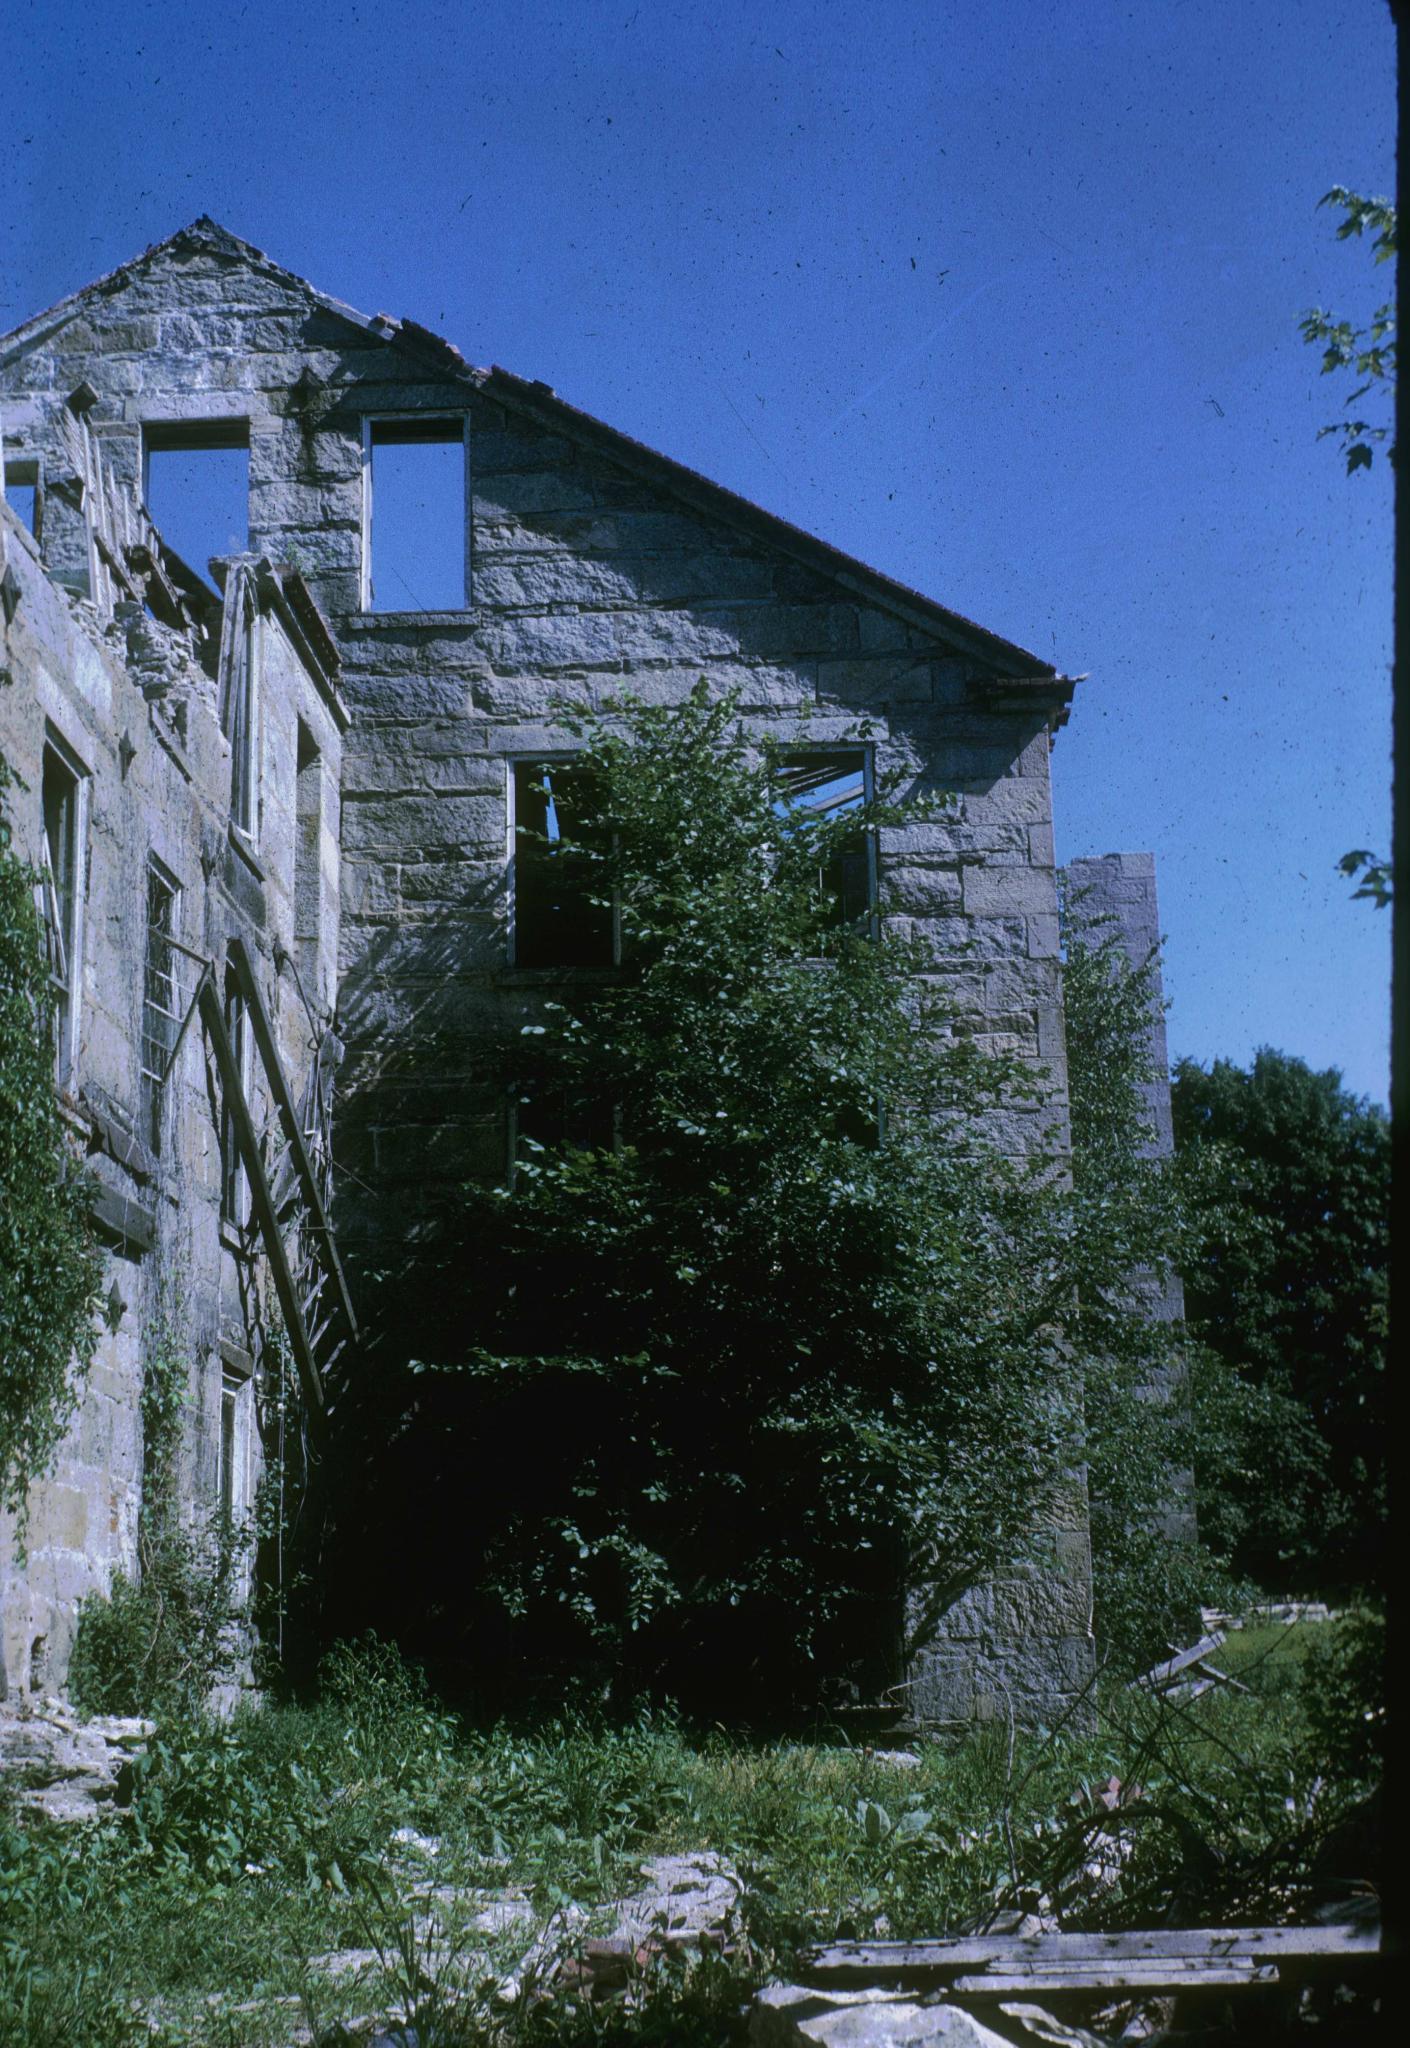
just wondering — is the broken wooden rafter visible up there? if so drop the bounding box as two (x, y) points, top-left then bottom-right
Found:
(197, 974), (326, 1423)
(1130, 1631), (1225, 1692)
(225, 937), (358, 1359)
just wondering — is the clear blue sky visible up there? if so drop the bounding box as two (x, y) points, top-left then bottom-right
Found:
(3, 0), (1394, 1100)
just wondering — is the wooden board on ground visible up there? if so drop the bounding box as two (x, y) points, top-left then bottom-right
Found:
(802, 1921), (1380, 1993)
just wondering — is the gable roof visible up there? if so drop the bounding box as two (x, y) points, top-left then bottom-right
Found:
(1, 218), (1071, 693)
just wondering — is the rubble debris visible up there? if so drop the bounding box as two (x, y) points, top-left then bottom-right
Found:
(0, 1695), (151, 1825)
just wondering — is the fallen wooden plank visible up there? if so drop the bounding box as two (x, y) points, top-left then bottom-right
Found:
(802, 1921), (1379, 1984)
(955, 1961), (1282, 1995)
(1131, 1632), (1225, 1691)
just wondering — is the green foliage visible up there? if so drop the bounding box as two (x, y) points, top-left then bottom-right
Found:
(1337, 847), (1392, 908)
(0, 746), (103, 1517)
(0, 1633), (1379, 2042)
(67, 1516), (246, 1720)
(1059, 900), (1240, 1669)
(1301, 1606), (1385, 1782)
(369, 685), (1097, 1709)
(319, 1632), (461, 1808)
(70, 1323), (247, 1717)
(1299, 189), (1396, 908)
(1172, 1050), (1388, 1595)
(1299, 185), (1397, 476)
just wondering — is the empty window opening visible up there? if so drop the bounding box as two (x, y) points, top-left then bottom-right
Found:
(364, 417), (467, 612)
(512, 759), (614, 968)
(776, 750), (873, 931)
(219, 1367), (252, 1518)
(4, 457), (40, 540)
(223, 604), (261, 841)
(220, 976), (252, 1228)
(40, 739), (86, 1086)
(294, 721), (323, 986)
(143, 423), (249, 591)
(141, 860), (181, 1155)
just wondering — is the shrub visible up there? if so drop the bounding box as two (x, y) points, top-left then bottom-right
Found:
(1302, 1606), (1386, 1780)
(68, 1510), (247, 1719)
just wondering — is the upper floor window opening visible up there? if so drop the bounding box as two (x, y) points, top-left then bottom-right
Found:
(220, 972), (253, 1230)
(294, 720), (324, 993)
(40, 733), (88, 1090)
(218, 582), (261, 843)
(140, 858), (181, 1157)
(142, 420), (250, 595)
(219, 1364), (253, 1520)
(362, 415), (469, 613)
(510, 758), (615, 969)
(775, 748), (875, 934)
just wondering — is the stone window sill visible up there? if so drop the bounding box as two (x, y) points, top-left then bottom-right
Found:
(227, 822), (266, 880)
(341, 610), (477, 632)
(494, 964), (620, 987)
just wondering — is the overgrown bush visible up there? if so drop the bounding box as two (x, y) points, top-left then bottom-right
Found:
(1060, 895), (1250, 1671)
(338, 686), (1123, 1710)
(0, 744), (102, 1517)
(67, 1511), (246, 1719)
(0, 1622), (1382, 2041)
(319, 1631), (460, 1810)
(1302, 1606), (1386, 1780)
(70, 1323), (247, 1717)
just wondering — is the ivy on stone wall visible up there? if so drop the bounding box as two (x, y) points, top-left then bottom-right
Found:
(70, 1313), (248, 1716)
(0, 744), (102, 1519)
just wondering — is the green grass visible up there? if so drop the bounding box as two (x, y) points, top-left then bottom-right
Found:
(0, 1624), (1381, 2047)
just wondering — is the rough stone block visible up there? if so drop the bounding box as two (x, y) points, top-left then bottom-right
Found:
(961, 867), (1058, 918)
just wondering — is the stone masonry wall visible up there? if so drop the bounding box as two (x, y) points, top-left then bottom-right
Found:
(1, 222), (1093, 1720)
(0, 471), (343, 1696)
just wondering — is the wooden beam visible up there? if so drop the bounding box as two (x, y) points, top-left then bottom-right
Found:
(801, 1921), (1379, 1988)
(1131, 1631), (1225, 1691)
(952, 1961), (1283, 1995)
(225, 936), (358, 1349)
(198, 977), (325, 1421)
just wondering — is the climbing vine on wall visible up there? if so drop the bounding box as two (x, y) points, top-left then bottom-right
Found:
(0, 742), (102, 1519)
(70, 1312), (249, 1715)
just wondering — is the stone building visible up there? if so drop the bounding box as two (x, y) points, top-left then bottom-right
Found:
(0, 218), (1174, 1719)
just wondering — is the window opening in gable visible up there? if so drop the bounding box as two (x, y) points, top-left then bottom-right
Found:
(40, 737), (86, 1087)
(141, 859), (181, 1156)
(364, 417), (467, 612)
(143, 422), (249, 593)
(776, 749), (873, 931)
(511, 759), (615, 968)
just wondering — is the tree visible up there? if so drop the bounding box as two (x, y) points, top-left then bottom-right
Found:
(1170, 1050), (1388, 1595)
(0, 747), (102, 1517)
(1299, 185), (1397, 476)
(1299, 186), (1396, 910)
(1060, 905), (1238, 1667)
(332, 689), (1224, 1709)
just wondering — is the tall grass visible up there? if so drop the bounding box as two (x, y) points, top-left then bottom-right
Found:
(0, 1620), (1380, 2046)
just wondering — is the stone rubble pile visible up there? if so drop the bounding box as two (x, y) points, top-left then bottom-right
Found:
(0, 1694), (152, 1825)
